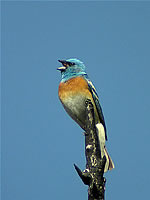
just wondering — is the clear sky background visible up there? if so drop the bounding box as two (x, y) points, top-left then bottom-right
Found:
(2, 1), (150, 200)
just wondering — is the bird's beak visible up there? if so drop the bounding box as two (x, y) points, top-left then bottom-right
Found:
(57, 60), (67, 71)
(58, 60), (66, 65)
(57, 66), (66, 71)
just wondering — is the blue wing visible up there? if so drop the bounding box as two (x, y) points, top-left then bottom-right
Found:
(84, 76), (107, 140)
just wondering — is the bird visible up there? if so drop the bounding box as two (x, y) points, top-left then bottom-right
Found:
(57, 58), (114, 172)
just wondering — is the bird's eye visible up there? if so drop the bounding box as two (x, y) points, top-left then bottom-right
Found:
(64, 61), (75, 66)
(68, 62), (75, 66)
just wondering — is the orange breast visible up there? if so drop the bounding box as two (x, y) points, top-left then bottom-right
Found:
(58, 76), (100, 126)
(58, 76), (91, 100)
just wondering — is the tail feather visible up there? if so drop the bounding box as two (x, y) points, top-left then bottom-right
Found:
(96, 123), (114, 172)
(104, 147), (115, 172)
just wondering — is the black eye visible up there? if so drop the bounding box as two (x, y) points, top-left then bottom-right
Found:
(68, 62), (75, 66)
(58, 60), (75, 67)
(64, 61), (75, 66)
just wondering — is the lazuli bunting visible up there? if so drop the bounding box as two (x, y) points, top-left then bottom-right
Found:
(57, 58), (114, 172)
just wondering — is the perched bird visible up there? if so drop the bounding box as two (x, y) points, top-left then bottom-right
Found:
(57, 58), (114, 172)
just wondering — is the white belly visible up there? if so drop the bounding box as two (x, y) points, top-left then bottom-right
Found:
(61, 94), (87, 130)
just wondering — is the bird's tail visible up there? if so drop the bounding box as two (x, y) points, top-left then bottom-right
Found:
(96, 123), (115, 172)
(104, 146), (114, 172)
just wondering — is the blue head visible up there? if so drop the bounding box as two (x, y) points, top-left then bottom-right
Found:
(57, 58), (87, 82)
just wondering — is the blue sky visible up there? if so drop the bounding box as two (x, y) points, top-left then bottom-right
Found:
(2, 1), (150, 200)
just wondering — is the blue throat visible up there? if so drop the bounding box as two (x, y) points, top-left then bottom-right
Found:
(61, 71), (87, 82)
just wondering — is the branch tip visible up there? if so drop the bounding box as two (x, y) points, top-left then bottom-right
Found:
(74, 164), (91, 185)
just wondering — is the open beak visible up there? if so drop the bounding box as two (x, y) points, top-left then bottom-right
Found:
(57, 66), (66, 71)
(57, 60), (67, 71)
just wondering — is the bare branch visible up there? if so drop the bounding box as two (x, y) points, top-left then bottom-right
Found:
(74, 99), (106, 200)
